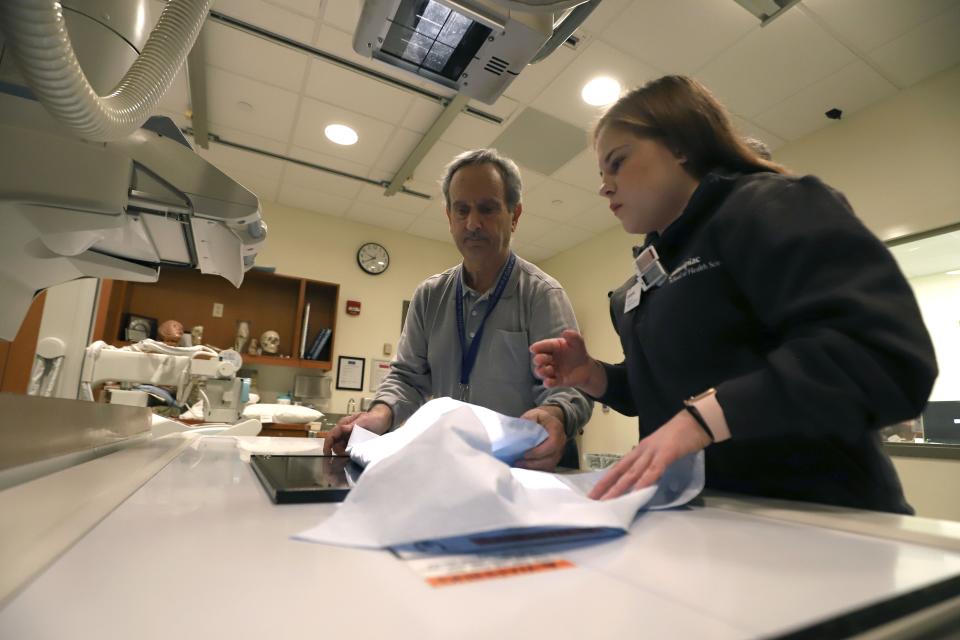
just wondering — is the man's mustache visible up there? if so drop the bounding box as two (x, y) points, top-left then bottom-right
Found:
(463, 232), (488, 241)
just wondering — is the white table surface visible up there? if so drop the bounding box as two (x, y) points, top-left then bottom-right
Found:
(2, 437), (959, 639)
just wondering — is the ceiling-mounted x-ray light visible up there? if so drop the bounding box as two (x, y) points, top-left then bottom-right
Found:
(730, 0), (801, 25)
(353, 0), (602, 104)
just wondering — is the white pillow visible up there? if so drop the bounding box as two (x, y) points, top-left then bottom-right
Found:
(242, 403), (322, 424)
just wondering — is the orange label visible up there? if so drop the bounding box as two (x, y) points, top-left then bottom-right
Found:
(425, 559), (574, 587)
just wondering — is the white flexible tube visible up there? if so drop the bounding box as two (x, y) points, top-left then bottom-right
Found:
(0, 0), (212, 142)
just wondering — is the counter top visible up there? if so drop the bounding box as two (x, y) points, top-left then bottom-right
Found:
(884, 442), (960, 461)
(2, 436), (959, 639)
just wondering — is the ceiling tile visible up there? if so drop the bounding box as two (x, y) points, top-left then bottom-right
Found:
(567, 205), (622, 233)
(287, 145), (372, 178)
(579, 0), (632, 34)
(552, 148), (602, 193)
(535, 224), (591, 253)
(372, 128), (423, 174)
(439, 115), (503, 149)
(213, 0), (317, 43)
(512, 213), (558, 245)
(503, 43), (577, 104)
(268, 0), (322, 18)
(401, 98), (445, 133)
(356, 183), (434, 216)
(518, 167), (546, 193)
(282, 161), (363, 199)
(321, 0), (360, 33)
(346, 201), (418, 232)
(470, 94), (521, 123)
(514, 244), (555, 263)
(204, 22), (309, 93)
(197, 143), (283, 203)
(531, 41), (660, 129)
(802, 0), (959, 53)
(753, 60), (898, 141)
(303, 59), (414, 124)
(867, 4), (960, 88)
(207, 123), (289, 155)
(524, 179), (599, 222)
(404, 179), (445, 203)
(599, 0), (756, 75)
(729, 115), (785, 152)
(406, 214), (454, 244)
(277, 183), (353, 217)
(292, 97), (397, 165)
(407, 140), (467, 188)
(696, 8), (857, 117)
(206, 67), (300, 144)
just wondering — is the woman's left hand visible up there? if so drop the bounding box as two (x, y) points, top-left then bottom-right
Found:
(588, 409), (712, 500)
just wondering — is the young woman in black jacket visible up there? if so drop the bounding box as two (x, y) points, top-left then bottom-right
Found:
(530, 75), (936, 514)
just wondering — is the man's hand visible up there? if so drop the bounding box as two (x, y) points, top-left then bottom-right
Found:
(530, 330), (607, 397)
(588, 410), (711, 500)
(323, 403), (393, 455)
(514, 405), (567, 471)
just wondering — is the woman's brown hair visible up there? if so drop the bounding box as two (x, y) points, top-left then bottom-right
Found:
(594, 75), (787, 177)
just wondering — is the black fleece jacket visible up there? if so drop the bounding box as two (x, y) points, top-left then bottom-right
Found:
(598, 170), (937, 514)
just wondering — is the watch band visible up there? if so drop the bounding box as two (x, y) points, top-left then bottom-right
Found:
(683, 388), (732, 443)
(684, 404), (715, 442)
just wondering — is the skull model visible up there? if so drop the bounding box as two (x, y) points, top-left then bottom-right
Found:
(260, 330), (280, 355)
(158, 319), (183, 345)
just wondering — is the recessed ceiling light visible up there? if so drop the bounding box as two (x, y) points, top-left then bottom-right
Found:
(581, 76), (621, 107)
(325, 124), (358, 146)
(946, 270), (960, 276)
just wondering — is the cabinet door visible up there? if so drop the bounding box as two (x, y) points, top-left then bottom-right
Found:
(0, 292), (46, 394)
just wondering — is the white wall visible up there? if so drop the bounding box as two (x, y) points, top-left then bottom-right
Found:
(539, 227), (642, 458)
(909, 273), (960, 402)
(772, 65), (960, 242)
(543, 63), (960, 458)
(251, 201), (462, 412)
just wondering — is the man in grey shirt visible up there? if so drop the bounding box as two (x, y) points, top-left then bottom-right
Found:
(324, 149), (592, 470)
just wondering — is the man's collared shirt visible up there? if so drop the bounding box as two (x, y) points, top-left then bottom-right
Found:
(373, 254), (593, 435)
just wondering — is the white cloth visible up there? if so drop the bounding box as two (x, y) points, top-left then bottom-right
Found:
(295, 399), (704, 549)
(242, 403), (322, 424)
(346, 397), (547, 468)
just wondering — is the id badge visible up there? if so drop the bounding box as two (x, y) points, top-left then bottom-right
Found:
(624, 282), (642, 313)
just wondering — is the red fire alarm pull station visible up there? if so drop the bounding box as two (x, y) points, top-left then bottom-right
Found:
(346, 300), (361, 316)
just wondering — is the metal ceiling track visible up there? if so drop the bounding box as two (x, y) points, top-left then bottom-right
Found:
(207, 11), (504, 126)
(183, 127), (434, 201)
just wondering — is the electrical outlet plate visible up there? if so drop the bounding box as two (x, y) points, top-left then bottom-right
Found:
(212, 302), (224, 318)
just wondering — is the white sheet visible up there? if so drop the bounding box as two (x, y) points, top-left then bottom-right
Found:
(295, 399), (704, 549)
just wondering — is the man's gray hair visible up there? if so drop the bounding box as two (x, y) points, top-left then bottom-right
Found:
(439, 148), (523, 211)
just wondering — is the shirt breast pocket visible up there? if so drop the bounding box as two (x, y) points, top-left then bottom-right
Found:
(482, 329), (531, 382)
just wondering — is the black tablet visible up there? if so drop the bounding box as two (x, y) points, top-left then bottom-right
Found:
(250, 455), (362, 504)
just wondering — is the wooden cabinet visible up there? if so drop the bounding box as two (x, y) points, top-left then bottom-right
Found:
(96, 269), (339, 370)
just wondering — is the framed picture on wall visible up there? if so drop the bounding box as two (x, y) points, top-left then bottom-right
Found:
(401, 300), (410, 333)
(336, 356), (365, 391)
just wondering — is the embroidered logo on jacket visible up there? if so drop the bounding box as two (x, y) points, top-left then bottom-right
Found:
(668, 257), (721, 283)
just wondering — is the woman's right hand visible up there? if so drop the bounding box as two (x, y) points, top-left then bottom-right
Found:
(530, 329), (607, 396)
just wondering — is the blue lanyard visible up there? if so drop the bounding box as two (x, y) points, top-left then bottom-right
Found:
(456, 253), (517, 390)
